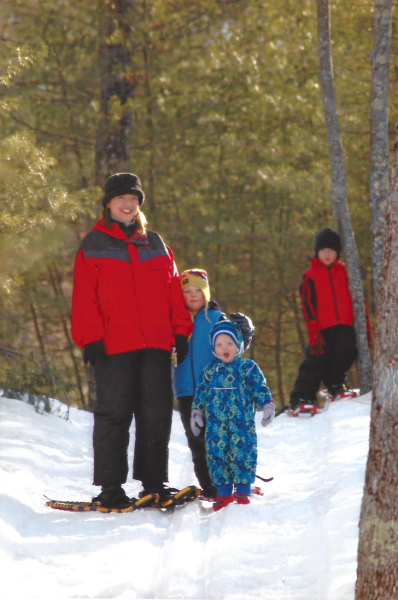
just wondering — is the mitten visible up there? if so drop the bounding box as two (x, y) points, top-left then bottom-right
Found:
(229, 312), (255, 350)
(190, 409), (205, 437)
(175, 334), (189, 365)
(306, 321), (325, 355)
(261, 402), (275, 427)
(83, 340), (107, 366)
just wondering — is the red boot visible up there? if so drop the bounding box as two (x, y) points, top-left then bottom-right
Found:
(212, 495), (235, 512)
(235, 494), (251, 505)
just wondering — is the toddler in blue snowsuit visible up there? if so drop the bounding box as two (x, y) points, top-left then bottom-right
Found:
(191, 320), (275, 511)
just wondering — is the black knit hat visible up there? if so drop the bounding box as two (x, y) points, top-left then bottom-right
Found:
(314, 227), (341, 258)
(102, 173), (145, 207)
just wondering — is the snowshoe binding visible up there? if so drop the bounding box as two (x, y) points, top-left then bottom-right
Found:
(319, 386), (359, 402)
(139, 485), (199, 511)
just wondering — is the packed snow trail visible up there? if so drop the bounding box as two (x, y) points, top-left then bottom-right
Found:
(0, 393), (371, 600)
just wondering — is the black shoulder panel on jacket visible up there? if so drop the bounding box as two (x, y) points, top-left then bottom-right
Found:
(147, 230), (168, 251)
(79, 230), (131, 262)
(133, 230), (169, 262)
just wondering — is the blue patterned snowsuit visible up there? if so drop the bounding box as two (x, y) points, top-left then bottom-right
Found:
(192, 356), (272, 486)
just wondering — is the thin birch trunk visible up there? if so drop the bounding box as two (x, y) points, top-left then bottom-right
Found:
(249, 221), (256, 361)
(316, 0), (372, 393)
(369, 0), (392, 306)
(274, 293), (284, 406)
(29, 301), (47, 363)
(355, 123), (398, 600)
(288, 291), (306, 354)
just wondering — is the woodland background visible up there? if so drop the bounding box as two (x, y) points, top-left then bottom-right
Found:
(1, 0), (397, 411)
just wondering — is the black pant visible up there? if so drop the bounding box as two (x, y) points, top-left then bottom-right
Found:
(93, 349), (173, 487)
(290, 325), (358, 407)
(178, 395), (213, 490)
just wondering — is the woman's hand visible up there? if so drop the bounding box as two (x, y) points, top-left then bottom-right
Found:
(83, 340), (107, 366)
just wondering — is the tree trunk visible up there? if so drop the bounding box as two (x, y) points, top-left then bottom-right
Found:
(369, 0), (392, 306)
(355, 124), (398, 600)
(143, 0), (156, 220)
(95, 0), (135, 186)
(274, 292), (284, 406)
(29, 300), (47, 363)
(316, 0), (372, 393)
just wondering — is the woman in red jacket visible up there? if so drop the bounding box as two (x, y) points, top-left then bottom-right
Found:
(289, 227), (372, 416)
(71, 173), (193, 509)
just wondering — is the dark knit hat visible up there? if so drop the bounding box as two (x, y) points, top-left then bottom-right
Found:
(102, 173), (145, 207)
(314, 227), (341, 258)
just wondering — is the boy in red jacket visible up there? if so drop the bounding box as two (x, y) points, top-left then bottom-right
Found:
(289, 227), (372, 416)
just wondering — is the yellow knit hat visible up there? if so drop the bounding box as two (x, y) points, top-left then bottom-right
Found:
(180, 268), (211, 321)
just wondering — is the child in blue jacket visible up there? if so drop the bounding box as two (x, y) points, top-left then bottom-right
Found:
(172, 269), (254, 499)
(190, 320), (275, 511)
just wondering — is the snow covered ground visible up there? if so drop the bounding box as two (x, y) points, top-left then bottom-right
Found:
(0, 392), (371, 600)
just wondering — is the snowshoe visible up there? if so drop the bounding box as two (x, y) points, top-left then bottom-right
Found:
(251, 486), (264, 496)
(286, 396), (331, 417)
(45, 493), (158, 513)
(319, 387), (359, 402)
(92, 486), (132, 510)
(287, 403), (319, 418)
(172, 485), (199, 507)
(139, 485), (199, 511)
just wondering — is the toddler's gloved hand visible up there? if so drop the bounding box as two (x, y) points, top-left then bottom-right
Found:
(190, 409), (205, 436)
(83, 340), (107, 366)
(261, 402), (275, 427)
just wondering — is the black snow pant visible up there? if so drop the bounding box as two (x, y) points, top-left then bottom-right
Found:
(178, 395), (213, 491)
(289, 324), (358, 407)
(93, 348), (173, 487)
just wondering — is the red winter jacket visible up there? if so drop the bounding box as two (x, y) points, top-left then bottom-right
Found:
(71, 220), (193, 355)
(300, 258), (354, 330)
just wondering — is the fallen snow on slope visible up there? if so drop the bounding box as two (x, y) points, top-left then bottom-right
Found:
(0, 392), (371, 600)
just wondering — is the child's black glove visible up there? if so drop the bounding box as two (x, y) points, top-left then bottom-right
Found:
(229, 313), (254, 350)
(175, 334), (189, 365)
(83, 340), (107, 366)
(306, 321), (325, 355)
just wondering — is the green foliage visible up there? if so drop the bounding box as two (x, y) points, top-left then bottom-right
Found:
(1, 0), (396, 406)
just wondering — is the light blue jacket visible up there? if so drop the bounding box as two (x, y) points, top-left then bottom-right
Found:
(172, 302), (223, 398)
(192, 356), (272, 486)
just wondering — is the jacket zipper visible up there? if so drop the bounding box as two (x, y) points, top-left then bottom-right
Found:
(328, 268), (340, 323)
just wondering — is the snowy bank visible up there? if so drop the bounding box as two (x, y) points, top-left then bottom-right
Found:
(0, 393), (371, 600)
